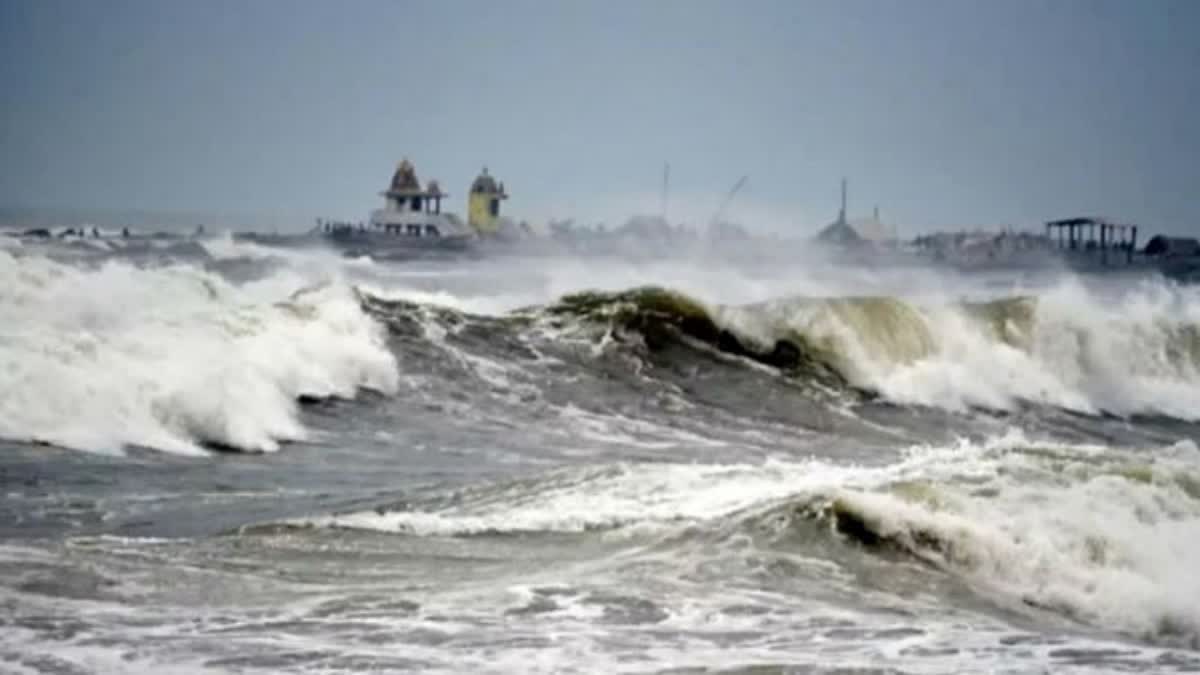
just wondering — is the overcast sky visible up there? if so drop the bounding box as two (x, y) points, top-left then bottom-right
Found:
(2, 0), (1198, 234)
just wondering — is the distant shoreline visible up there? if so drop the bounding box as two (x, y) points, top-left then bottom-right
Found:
(0, 205), (317, 234)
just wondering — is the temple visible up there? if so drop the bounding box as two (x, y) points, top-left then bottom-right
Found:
(468, 167), (508, 235)
(319, 158), (475, 247)
(382, 159), (446, 218)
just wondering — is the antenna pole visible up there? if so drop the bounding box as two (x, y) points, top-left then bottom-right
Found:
(710, 175), (748, 226)
(660, 162), (671, 222)
(839, 177), (847, 224)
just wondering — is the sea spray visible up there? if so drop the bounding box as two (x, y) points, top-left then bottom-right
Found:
(490, 277), (1200, 419)
(303, 430), (1200, 648)
(0, 250), (398, 454)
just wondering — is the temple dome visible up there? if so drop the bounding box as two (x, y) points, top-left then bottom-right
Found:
(471, 167), (503, 195)
(389, 159), (421, 192)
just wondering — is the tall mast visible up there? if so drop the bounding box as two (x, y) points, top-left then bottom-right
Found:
(660, 162), (671, 222)
(839, 177), (847, 224)
(710, 175), (748, 226)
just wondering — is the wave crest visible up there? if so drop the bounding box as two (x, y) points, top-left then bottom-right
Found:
(427, 279), (1200, 420)
(277, 432), (1200, 648)
(0, 250), (398, 454)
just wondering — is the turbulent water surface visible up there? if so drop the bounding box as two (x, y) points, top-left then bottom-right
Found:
(2, 233), (1200, 674)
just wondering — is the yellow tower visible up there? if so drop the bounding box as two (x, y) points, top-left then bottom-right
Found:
(467, 167), (508, 235)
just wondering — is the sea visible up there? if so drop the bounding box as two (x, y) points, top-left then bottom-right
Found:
(1, 229), (1199, 674)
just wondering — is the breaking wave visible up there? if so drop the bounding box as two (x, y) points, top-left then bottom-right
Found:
(385, 277), (1200, 420)
(9, 238), (1200, 455)
(0, 249), (398, 455)
(293, 432), (1200, 649)
(785, 444), (1200, 649)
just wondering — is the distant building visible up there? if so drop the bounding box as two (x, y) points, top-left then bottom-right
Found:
(815, 179), (895, 245)
(467, 167), (508, 235)
(616, 215), (675, 241)
(1143, 235), (1200, 258)
(912, 228), (1051, 264)
(708, 220), (751, 242)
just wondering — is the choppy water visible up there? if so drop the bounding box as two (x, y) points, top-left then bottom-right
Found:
(2, 232), (1200, 674)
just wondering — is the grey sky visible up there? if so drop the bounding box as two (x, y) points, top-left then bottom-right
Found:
(2, 0), (1198, 234)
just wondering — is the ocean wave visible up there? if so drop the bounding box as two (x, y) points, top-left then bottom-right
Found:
(0, 249), (398, 454)
(785, 439), (1200, 649)
(289, 432), (1200, 648)
(372, 276), (1200, 420)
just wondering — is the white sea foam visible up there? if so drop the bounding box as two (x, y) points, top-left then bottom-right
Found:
(819, 437), (1200, 647)
(0, 248), (398, 454)
(715, 275), (1200, 419)
(316, 430), (1200, 646)
(340, 248), (1200, 420)
(351, 250), (978, 317)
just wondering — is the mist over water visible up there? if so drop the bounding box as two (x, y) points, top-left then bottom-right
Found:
(2, 233), (1199, 673)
